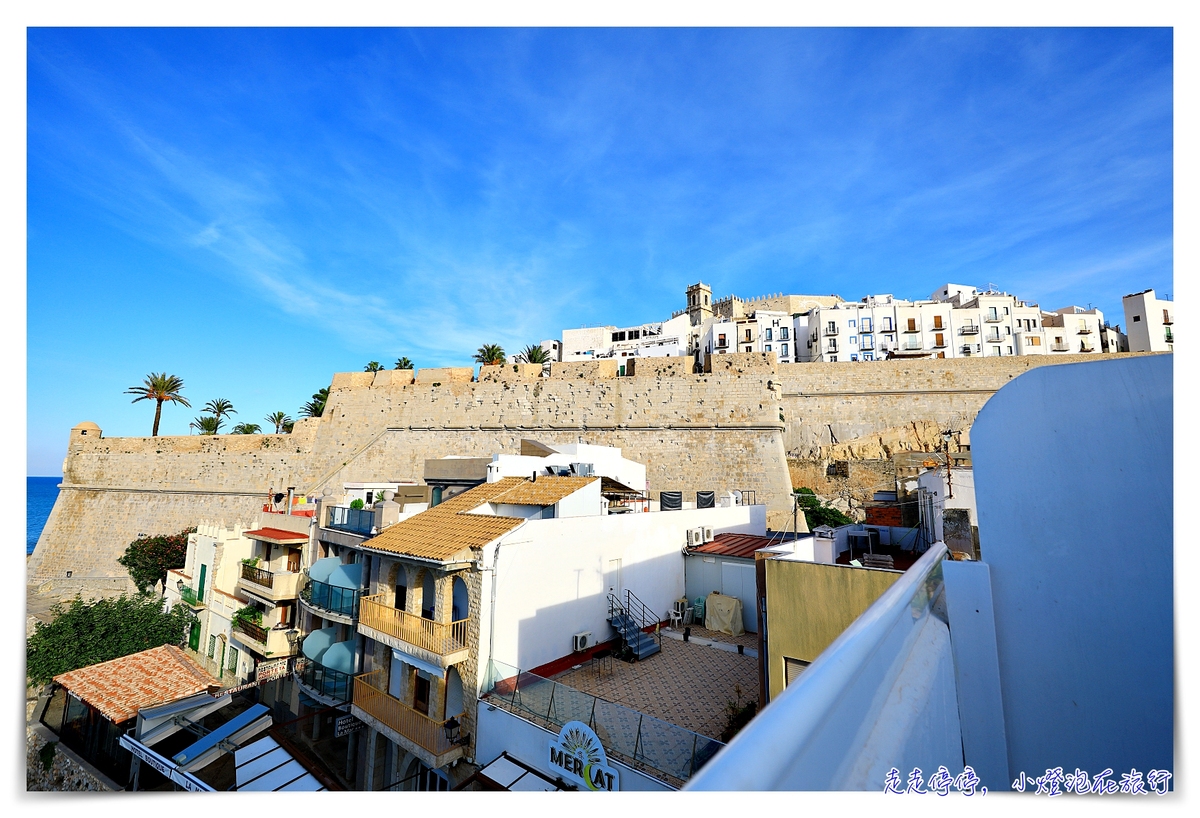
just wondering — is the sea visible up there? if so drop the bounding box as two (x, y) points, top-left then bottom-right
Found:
(27, 476), (61, 556)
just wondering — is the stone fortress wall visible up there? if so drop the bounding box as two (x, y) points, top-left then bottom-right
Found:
(28, 351), (1156, 597)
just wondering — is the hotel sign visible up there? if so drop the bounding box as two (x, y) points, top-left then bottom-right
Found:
(548, 721), (620, 791)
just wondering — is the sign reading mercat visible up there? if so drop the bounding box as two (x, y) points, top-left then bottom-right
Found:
(548, 721), (620, 791)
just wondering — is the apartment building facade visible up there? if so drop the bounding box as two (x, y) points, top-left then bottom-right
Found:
(1122, 288), (1174, 353)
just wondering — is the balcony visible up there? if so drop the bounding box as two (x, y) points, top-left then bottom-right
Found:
(932, 338), (947, 348)
(823, 326), (839, 336)
(959, 325), (980, 335)
(300, 577), (362, 622)
(353, 670), (464, 769)
(295, 656), (352, 703)
(902, 340), (923, 351)
(961, 345), (979, 355)
(237, 563), (301, 603)
(901, 324), (921, 333)
(826, 343), (838, 354)
(179, 585), (205, 609)
(1077, 327), (1093, 335)
(358, 594), (469, 668)
(860, 338), (875, 351)
(1080, 344), (1095, 353)
(326, 506), (376, 536)
(232, 620), (298, 658)
(985, 314), (1003, 323)
(1051, 342), (1070, 352)
(986, 334), (1003, 344)
(1163, 315), (1173, 326)
(1165, 331), (1174, 344)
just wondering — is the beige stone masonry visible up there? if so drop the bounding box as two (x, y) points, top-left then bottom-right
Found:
(705, 351), (778, 373)
(371, 369), (415, 387)
(478, 363), (544, 382)
(625, 356), (694, 378)
(549, 359), (619, 379)
(414, 367), (475, 384)
(331, 371), (375, 390)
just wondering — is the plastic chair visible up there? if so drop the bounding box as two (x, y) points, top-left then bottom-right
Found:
(669, 599), (686, 628)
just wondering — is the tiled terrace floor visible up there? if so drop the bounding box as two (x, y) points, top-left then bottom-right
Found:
(667, 624), (760, 652)
(552, 635), (759, 740)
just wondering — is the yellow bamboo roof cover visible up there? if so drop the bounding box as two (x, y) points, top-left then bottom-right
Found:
(361, 476), (597, 561)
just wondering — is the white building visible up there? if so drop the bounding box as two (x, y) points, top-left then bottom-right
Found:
(1041, 306), (1105, 356)
(561, 313), (692, 370)
(799, 285), (1104, 362)
(699, 309), (797, 363)
(1122, 288), (1174, 353)
(485, 440), (647, 496)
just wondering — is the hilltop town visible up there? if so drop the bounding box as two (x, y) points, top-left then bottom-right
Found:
(26, 280), (1172, 794)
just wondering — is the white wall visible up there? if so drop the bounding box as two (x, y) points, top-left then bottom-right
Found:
(479, 505), (766, 672)
(555, 480), (601, 518)
(972, 354), (1173, 778)
(475, 704), (673, 791)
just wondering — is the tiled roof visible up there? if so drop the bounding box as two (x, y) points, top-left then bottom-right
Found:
(691, 533), (786, 559)
(361, 477), (596, 561)
(53, 645), (217, 724)
(488, 476), (597, 505)
(243, 527), (309, 544)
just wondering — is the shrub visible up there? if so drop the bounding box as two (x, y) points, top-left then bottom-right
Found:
(795, 487), (853, 529)
(26, 594), (196, 685)
(117, 527), (196, 594)
(349, 498), (365, 510)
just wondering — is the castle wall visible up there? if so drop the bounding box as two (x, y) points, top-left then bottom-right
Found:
(30, 352), (1161, 595)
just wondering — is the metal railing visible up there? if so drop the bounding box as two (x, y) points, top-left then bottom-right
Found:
(354, 670), (456, 756)
(860, 338), (875, 350)
(483, 659), (724, 786)
(823, 326), (839, 336)
(685, 545), (950, 790)
(180, 585), (203, 607)
(241, 563), (274, 588)
(985, 314), (1002, 322)
(1077, 327), (1093, 334)
(326, 506), (375, 535)
(1165, 331), (1174, 344)
(959, 325), (980, 335)
(302, 577), (361, 619)
(359, 594), (469, 656)
(902, 323), (921, 333)
(1052, 342), (1071, 352)
(295, 657), (352, 702)
(233, 619), (269, 644)
(608, 589), (662, 647)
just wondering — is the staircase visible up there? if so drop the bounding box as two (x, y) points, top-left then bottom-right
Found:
(607, 590), (661, 660)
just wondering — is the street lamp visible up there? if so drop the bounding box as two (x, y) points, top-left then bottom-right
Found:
(443, 716), (470, 746)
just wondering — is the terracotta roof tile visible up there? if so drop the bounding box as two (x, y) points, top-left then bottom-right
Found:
(691, 533), (786, 559)
(243, 527), (309, 544)
(361, 477), (595, 561)
(53, 645), (217, 724)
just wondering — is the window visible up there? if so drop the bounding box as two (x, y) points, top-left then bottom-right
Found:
(1004, 306), (1010, 315)
(1133, 315), (1141, 322)
(1029, 336), (1041, 346)
(850, 335), (857, 345)
(764, 344), (772, 352)
(1164, 309), (1171, 323)
(861, 318), (872, 333)
(1006, 326), (1011, 335)
(1007, 346), (1013, 355)
(848, 320), (856, 328)
(826, 321), (836, 333)
(208, 635), (216, 658)
(765, 328), (773, 341)
(882, 317), (893, 331)
(864, 353), (873, 361)
(850, 354), (858, 361)
(781, 343), (788, 357)
(829, 355), (837, 362)
(784, 657), (810, 687)
(228, 646), (239, 671)
(630, 330), (640, 340)
(745, 329), (752, 341)
(365, 491), (374, 505)
(780, 327), (789, 340)
(987, 307), (999, 321)
(935, 333), (944, 347)
(992, 346), (1001, 356)
(717, 333), (727, 348)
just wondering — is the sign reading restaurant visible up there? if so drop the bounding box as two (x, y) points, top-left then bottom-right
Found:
(548, 721), (620, 791)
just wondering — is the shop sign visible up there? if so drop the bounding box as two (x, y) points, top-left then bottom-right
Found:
(335, 715), (365, 737)
(256, 657), (290, 682)
(548, 721), (620, 791)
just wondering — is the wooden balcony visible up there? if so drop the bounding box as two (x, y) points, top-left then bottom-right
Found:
(358, 594), (469, 669)
(352, 670), (463, 769)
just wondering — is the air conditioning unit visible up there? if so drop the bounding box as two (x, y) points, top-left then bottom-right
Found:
(686, 528), (704, 547)
(573, 632), (592, 652)
(703, 526), (714, 543)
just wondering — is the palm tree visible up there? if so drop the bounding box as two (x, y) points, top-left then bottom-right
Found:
(126, 372), (191, 436)
(265, 411), (292, 434)
(474, 344), (506, 366)
(190, 415), (222, 435)
(364, 361), (383, 372)
(299, 387), (329, 419)
(231, 423), (261, 434)
(203, 398), (237, 429)
(394, 357), (414, 370)
(516, 344), (550, 365)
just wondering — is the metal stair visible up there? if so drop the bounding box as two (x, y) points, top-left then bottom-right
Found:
(607, 590), (661, 660)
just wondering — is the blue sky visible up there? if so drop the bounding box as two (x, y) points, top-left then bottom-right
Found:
(26, 27), (1173, 475)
